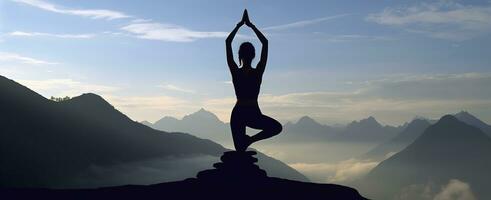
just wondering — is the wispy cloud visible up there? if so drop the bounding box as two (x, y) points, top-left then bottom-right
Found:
(158, 84), (195, 94)
(11, 0), (130, 20)
(0, 52), (59, 65)
(263, 13), (353, 31)
(11, 0), (229, 42)
(314, 33), (394, 43)
(367, 1), (491, 40)
(121, 23), (228, 42)
(8, 31), (95, 39)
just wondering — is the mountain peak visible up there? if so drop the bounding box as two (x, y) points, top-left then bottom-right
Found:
(453, 111), (491, 135)
(183, 108), (221, 122)
(364, 116), (378, 123)
(350, 116), (381, 128)
(67, 93), (113, 109)
(75, 93), (105, 101)
(363, 114), (491, 200)
(193, 108), (214, 115)
(196, 108), (210, 114)
(296, 116), (318, 125)
(422, 114), (487, 141)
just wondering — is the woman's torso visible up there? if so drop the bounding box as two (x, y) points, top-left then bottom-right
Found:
(232, 68), (262, 107)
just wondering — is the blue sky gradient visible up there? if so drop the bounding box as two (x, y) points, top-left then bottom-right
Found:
(1, 0), (491, 125)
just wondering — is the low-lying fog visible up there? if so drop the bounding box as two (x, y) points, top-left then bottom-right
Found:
(254, 141), (379, 184)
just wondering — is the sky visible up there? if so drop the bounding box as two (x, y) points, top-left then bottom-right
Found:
(1, 0), (491, 125)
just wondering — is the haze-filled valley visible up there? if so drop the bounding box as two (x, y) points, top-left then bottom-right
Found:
(140, 104), (491, 199)
(2, 74), (490, 199)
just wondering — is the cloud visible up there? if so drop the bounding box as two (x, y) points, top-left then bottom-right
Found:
(396, 182), (436, 200)
(130, 18), (152, 23)
(361, 73), (491, 100)
(121, 23), (228, 42)
(263, 13), (353, 31)
(0, 52), (59, 65)
(314, 33), (394, 43)
(396, 179), (476, 200)
(434, 179), (476, 200)
(367, 1), (491, 40)
(289, 159), (379, 183)
(8, 31), (95, 39)
(158, 84), (195, 94)
(14, 72), (490, 126)
(11, 1), (228, 42)
(203, 73), (491, 125)
(11, 0), (130, 20)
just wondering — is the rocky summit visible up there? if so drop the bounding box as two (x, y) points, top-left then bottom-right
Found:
(2, 150), (367, 200)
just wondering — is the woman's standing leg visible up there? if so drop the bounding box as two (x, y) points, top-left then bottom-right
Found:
(230, 106), (249, 151)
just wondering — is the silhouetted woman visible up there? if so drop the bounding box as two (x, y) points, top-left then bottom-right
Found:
(226, 10), (282, 151)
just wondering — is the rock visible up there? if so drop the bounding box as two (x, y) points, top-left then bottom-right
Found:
(196, 151), (267, 182)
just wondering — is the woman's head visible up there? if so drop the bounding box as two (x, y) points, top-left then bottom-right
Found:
(238, 42), (255, 66)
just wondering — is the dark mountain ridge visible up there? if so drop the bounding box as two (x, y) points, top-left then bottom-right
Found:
(0, 75), (307, 188)
(360, 115), (491, 199)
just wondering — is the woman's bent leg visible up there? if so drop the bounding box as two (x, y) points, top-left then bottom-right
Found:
(248, 114), (282, 143)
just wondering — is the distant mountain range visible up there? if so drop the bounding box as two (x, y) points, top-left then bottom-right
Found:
(331, 116), (402, 143)
(359, 115), (491, 200)
(0, 75), (307, 188)
(145, 109), (491, 158)
(146, 112), (405, 145)
(279, 116), (336, 142)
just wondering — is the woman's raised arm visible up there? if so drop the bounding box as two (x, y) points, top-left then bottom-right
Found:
(248, 23), (268, 74)
(226, 22), (243, 73)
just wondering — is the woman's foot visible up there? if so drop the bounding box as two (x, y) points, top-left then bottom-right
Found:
(238, 135), (253, 152)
